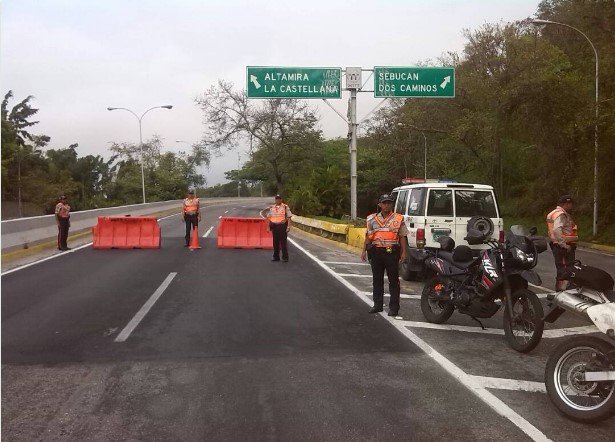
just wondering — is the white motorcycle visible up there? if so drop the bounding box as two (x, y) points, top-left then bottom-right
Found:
(543, 261), (615, 423)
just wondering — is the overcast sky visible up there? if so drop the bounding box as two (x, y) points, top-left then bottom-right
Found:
(1, 0), (541, 185)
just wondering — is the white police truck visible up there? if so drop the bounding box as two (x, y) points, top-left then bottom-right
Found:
(390, 181), (504, 281)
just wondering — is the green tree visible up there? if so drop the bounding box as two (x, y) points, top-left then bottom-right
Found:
(1, 91), (52, 215)
(196, 80), (323, 196)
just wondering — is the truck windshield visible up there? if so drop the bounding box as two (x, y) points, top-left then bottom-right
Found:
(455, 190), (498, 218)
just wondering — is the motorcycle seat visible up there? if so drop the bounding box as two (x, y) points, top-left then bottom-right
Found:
(437, 250), (477, 269)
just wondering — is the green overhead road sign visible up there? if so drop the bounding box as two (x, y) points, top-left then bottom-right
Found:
(246, 66), (342, 99)
(374, 66), (455, 98)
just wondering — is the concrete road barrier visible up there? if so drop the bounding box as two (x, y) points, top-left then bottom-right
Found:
(1, 198), (261, 253)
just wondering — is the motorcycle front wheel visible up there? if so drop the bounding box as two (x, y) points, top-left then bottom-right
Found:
(503, 289), (544, 353)
(420, 277), (454, 324)
(545, 336), (615, 423)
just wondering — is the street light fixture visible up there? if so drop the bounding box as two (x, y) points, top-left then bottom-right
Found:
(107, 105), (173, 204)
(398, 123), (428, 180)
(531, 18), (599, 236)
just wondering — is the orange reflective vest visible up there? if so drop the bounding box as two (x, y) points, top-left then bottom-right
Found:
(183, 198), (200, 215)
(55, 202), (70, 218)
(546, 207), (577, 245)
(367, 212), (404, 247)
(269, 203), (289, 224)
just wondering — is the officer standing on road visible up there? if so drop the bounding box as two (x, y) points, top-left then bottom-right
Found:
(546, 195), (578, 291)
(267, 194), (292, 262)
(361, 193), (408, 316)
(182, 190), (201, 247)
(55, 195), (71, 251)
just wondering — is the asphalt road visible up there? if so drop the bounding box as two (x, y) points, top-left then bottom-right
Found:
(2, 199), (615, 441)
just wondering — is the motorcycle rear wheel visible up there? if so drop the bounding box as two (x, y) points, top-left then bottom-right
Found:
(421, 277), (454, 323)
(545, 336), (615, 423)
(503, 289), (544, 353)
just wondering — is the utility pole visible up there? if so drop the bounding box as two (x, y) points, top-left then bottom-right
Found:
(237, 152), (241, 198)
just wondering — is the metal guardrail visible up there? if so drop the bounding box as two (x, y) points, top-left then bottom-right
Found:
(292, 215), (366, 249)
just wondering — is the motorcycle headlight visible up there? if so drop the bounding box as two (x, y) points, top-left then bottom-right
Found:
(513, 247), (535, 265)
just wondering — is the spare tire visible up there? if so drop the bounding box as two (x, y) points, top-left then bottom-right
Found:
(467, 216), (494, 238)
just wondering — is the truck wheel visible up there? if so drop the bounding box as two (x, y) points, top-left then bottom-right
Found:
(399, 257), (419, 281)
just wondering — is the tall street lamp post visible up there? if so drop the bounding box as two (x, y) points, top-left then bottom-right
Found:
(398, 123), (428, 180)
(107, 105), (173, 204)
(531, 19), (599, 236)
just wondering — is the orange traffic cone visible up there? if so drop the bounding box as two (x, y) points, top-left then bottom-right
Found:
(189, 225), (202, 249)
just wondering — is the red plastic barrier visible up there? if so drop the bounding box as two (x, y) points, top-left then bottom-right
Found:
(217, 217), (272, 249)
(92, 216), (161, 249)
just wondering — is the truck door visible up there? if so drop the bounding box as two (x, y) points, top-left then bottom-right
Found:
(425, 189), (454, 248)
(454, 189), (501, 246)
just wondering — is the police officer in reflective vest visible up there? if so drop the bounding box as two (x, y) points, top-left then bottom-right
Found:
(361, 193), (408, 316)
(182, 190), (201, 246)
(55, 195), (71, 251)
(266, 194), (292, 262)
(546, 195), (577, 291)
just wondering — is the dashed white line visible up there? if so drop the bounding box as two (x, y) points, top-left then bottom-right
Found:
(115, 272), (177, 342)
(542, 325), (599, 338)
(322, 261), (370, 266)
(360, 291), (419, 300)
(529, 283), (554, 295)
(289, 238), (551, 442)
(203, 226), (214, 238)
(470, 376), (547, 394)
(399, 320), (597, 338)
(400, 320), (506, 335)
(337, 273), (372, 278)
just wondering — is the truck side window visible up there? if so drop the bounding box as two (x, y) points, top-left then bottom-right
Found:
(407, 188), (425, 216)
(395, 190), (408, 215)
(427, 190), (453, 217)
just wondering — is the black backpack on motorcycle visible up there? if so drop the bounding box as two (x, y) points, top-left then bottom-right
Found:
(567, 262), (614, 292)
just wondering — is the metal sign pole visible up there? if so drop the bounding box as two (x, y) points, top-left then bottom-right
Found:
(350, 89), (358, 221)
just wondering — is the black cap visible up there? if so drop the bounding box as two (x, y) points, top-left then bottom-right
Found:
(275, 194), (282, 199)
(379, 193), (394, 203)
(558, 195), (573, 204)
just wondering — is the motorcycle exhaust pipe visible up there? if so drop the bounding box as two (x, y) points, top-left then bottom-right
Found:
(549, 290), (595, 316)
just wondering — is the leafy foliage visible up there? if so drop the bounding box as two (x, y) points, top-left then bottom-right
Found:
(1, 93), (210, 217)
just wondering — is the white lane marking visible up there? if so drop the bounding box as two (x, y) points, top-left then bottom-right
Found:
(578, 247), (615, 256)
(471, 376), (547, 394)
(529, 283), (554, 294)
(289, 237), (551, 442)
(224, 210), (229, 214)
(115, 272), (177, 342)
(337, 273), (372, 278)
(322, 261), (370, 266)
(399, 321), (598, 339)
(1, 242), (92, 276)
(203, 226), (214, 238)
(401, 321), (505, 335)
(543, 325), (599, 338)
(361, 291), (419, 300)
(2, 214), (178, 276)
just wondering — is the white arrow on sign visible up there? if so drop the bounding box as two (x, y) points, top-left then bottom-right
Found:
(440, 76), (450, 89)
(250, 75), (261, 89)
